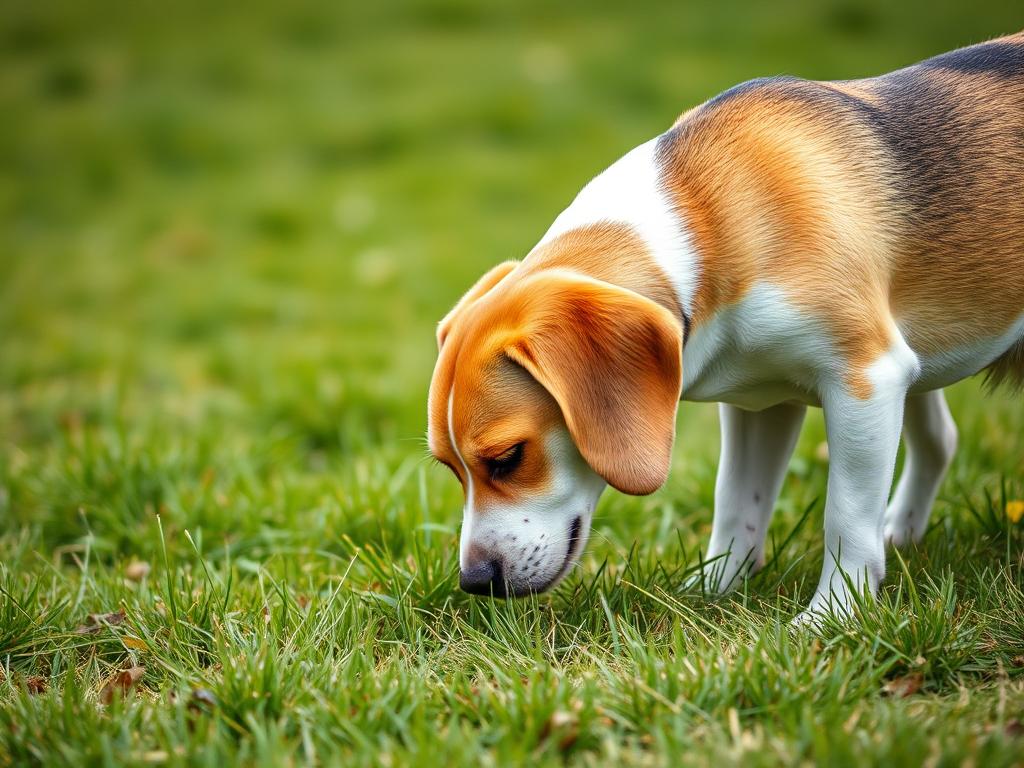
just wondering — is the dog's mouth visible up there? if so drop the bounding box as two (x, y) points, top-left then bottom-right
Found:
(496, 515), (585, 598)
(537, 514), (583, 593)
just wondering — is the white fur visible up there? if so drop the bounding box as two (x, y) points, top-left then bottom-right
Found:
(448, 390), (476, 571)
(681, 282), (833, 407)
(535, 136), (699, 318)
(697, 401), (807, 593)
(798, 338), (920, 620)
(910, 312), (1024, 392)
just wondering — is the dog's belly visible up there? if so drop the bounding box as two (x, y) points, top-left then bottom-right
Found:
(682, 286), (1024, 406)
(908, 313), (1024, 393)
(683, 379), (821, 410)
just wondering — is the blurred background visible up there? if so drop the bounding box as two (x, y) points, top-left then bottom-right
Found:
(1, 0), (1021, 557)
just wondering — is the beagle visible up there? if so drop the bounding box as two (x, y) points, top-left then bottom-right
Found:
(427, 33), (1024, 620)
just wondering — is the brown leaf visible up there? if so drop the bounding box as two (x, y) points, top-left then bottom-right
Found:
(75, 609), (126, 635)
(1006, 719), (1024, 738)
(883, 672), (923, 698)
(122, 636), (149, 651)
(101, 666), (145, 705)
(100, 669), (143, 706)
(25, 676), (47, 695)
(125, 561), (151, 582)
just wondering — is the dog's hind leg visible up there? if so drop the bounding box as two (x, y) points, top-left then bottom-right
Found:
(883, 389), (958, 547)
(697, 401), (807, 593)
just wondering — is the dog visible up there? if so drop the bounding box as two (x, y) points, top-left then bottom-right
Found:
(427, 33), (1024, 620)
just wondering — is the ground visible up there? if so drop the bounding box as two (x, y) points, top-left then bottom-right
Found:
(1, 0), (1023, 765)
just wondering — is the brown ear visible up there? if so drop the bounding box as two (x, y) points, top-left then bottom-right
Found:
(438, 260), (519, 350)
(503, 272), (683, 495)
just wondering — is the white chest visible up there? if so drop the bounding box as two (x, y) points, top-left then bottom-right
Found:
(680, 284), (833, 410)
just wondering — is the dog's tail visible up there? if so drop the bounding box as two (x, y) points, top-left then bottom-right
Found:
(983, 337), (1024, 392)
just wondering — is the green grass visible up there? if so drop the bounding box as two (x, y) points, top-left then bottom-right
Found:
(2, 0), (1023, 764)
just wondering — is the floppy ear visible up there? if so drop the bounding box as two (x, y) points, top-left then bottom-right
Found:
(504, 272), (683, 495)
(438, 260), (519, 350)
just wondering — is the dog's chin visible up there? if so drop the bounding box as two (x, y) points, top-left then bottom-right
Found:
(502, 514), (586, 599)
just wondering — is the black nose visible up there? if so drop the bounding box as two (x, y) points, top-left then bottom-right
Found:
(459, 559), (507, 597)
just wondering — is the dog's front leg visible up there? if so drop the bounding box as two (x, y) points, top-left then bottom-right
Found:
(801, 361), (914, 620)
(698, 401), (807, 593)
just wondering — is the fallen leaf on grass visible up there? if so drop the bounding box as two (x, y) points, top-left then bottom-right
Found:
(101, 666), (145, 704)
(883, 672), (923, 698)
(122, 636), (149, 651)
(25, 676), (47, 695)
(75, 609), (126, 635)
(1006, 500), (1024, 524)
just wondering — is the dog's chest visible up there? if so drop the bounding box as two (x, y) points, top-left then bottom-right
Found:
(679, 283), (830, 410)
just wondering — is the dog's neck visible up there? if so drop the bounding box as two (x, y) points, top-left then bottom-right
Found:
(523, 136), (699, 332)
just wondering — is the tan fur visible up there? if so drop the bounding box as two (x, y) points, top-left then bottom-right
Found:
(661, 86), (900, 396)
(429, 261), (681, 497)
(522, 223), (681, 318)
(659, 31), (1024, 396)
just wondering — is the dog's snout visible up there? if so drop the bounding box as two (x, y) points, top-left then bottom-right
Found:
(459, 559), (507, 598)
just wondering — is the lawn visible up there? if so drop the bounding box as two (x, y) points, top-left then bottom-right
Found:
(1, 0), (1023, 764)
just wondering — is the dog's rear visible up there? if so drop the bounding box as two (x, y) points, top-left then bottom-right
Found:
(873, 33), (1024, 389)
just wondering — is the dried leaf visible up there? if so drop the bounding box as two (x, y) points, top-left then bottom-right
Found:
(125, 561), (151, 581)
(883, 672), (923, 698)
(25, 676), (47, 695)
(101, 666), (145, 704)
(75, 609), (126, 635)
(1005, 719), (1023, 738)
(122, 636), (149, 651)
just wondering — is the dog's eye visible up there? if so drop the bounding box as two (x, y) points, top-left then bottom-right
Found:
(485, 442), (525, 480)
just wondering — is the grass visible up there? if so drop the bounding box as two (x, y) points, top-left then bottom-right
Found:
(2, 0), (1023, 764)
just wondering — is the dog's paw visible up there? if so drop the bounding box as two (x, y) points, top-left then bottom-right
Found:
(883, 516), (922, 548)
(790, 608), (826, 631)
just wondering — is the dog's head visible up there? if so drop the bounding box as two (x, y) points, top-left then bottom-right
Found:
(428, 262), (683, 597)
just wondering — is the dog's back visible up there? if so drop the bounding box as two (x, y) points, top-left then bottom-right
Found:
(659, 32), (1024, 389)
(869, 33), (1024, 387)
